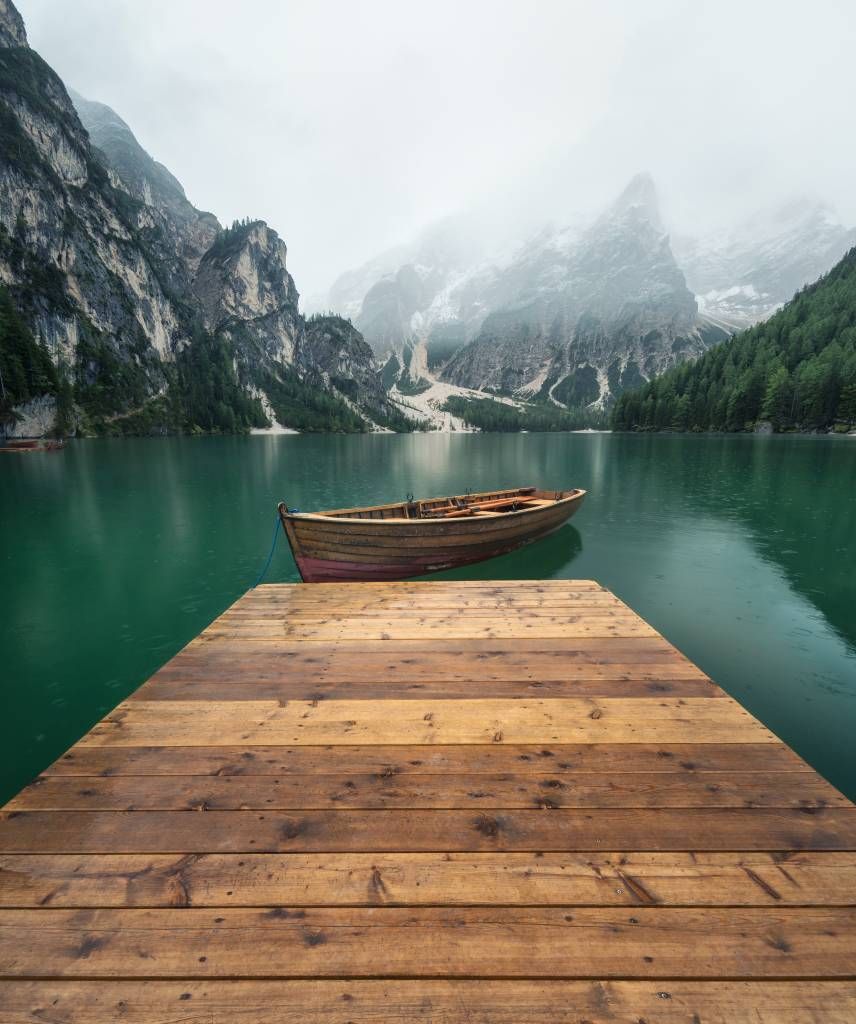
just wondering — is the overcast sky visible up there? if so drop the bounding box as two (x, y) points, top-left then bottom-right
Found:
(17, 0), (856, 298)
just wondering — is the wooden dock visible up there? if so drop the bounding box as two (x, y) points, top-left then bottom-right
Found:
(1, 579), (855, 1022)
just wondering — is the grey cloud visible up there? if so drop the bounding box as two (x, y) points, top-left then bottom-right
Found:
(18, 0), (856, 297)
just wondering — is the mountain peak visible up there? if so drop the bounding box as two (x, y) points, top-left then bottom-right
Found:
(0, 0), (27, 48)
(609, 172), (661, 227)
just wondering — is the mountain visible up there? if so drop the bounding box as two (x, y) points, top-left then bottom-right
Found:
(0, 0), (411, 436)
(326, 175), (731, 410)
(612, 247), (856, 433)
(326, 178), (856, 419)
(675, 198), (856, 330)
(68, 87), (221, 298)
(441, 173), (729, 405)
(346, 217), (498, 363)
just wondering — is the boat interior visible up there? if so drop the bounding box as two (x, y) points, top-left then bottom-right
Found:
(317, 487), (580, 521)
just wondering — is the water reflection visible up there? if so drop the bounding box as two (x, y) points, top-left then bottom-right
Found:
(429, 524), (583, 582)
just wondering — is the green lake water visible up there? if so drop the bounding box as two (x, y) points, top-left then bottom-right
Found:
(1, 432), (855, 804)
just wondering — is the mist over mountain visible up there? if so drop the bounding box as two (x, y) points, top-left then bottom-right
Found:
(323, 175), (856, 412)
(675, 199), (856, 328)
(3, 0), (855, 436)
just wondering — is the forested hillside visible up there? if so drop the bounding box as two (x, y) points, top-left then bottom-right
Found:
(612, 248), (856, 433)
(442, 395), (608, 432)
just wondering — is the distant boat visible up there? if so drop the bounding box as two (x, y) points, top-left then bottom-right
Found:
(0, 438), (65, 453)
(278, 485), (586, 582)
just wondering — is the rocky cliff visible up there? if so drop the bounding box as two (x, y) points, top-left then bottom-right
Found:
(327, 177), (730, 407)
(328, 174), (856, 413)
(442, 174), (728, 405)
(0, 0), (403, 435)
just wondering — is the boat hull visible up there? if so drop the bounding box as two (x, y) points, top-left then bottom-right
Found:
(281, 488), (585, 583)
(0, 438), (65, 453)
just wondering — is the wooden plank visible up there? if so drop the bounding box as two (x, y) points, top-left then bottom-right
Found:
(8, 771), (844, 811)
(79, 698), (774, 747)
(4, 851), (856, 908)
(3, 578), (854, 1015)
(256, 580), (606, 591)
(136, 673), (722, 702)
(241, 592), (626, 609)
(3, 808), (855, 853)
(201, 620), (659, 641)
(3, 980), (856, 1024)
(183, 634), (694, 658)
(43, 743), (812, 777)
(5, 980), (856, 1024)
(224, 605), (636, 619)
(2, 907), (855, 978)
(245, 581), (611, 595)
(151, 636), (705, 681)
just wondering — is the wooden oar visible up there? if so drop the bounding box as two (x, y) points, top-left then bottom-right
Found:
(441, 497), (539, 518)
(466, 497), (536, 511)
(425, 493), (539, 519)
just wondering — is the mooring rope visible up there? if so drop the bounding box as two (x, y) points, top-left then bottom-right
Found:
(252, 514), (282, 588)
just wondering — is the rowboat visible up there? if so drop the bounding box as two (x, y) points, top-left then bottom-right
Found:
(278, 485), (586, 582)
(0, 438), (64, 453)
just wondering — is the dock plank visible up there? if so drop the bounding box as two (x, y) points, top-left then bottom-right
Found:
(42, 742), (812, 776)
(4, 980), (856, 1024)
(8, 771), (845, 811)
(80, 697), (775, 746)
(201, 619), (660, 640)
(2, 579), (854, 1022)
(3, 807), (856, 853)
(4, 852), (856, 908)
(2, 906), (855, 978)
(136, 674), (722, 701)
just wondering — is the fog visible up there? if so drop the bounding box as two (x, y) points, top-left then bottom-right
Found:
(18, 0), (856, 297)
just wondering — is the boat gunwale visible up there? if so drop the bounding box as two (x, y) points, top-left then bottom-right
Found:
(283, 488), (586, 527)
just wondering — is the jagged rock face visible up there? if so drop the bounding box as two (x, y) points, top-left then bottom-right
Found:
(356, 264), (434, 353)
(327, 175), (729, 405)
(330, 172), (856, 410)
(194, 221), (300, 366)
(71, 90), (220, 292)
(329, 216), (495, 362)
(5, 393), (55, 437)
(675, 198), (856, 328)
(0, 0), (25, 48)
(442, 174), (723, 404)
(0, 23), (184, 381)
(0, 0), (389, 432)
(299, 315), (382, 395)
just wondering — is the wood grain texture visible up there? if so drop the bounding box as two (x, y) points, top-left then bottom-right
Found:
(3, 980), (856, 1024)
(3, 807), (855, 853)
(2, 906), (855, 978)
(44, 742), (811, 777)
(136, 673), (721, 702)
(8, 771), (844, 811)
(3, 852), (855, 908)
(2, 579), (854, 1022)
(201, 619), (659, 640)
(80, 697), (774, 747)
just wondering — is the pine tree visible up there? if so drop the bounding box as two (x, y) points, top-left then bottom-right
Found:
(760, 365), (791, 429)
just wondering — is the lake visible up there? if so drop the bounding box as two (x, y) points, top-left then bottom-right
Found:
(1, 432), (855, 804)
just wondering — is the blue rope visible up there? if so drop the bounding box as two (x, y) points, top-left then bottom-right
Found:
(253, 514), (282, 588)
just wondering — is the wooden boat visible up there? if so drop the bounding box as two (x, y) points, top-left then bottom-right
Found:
(278, 485), (586, 582)
(0, 437), (65, 453)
